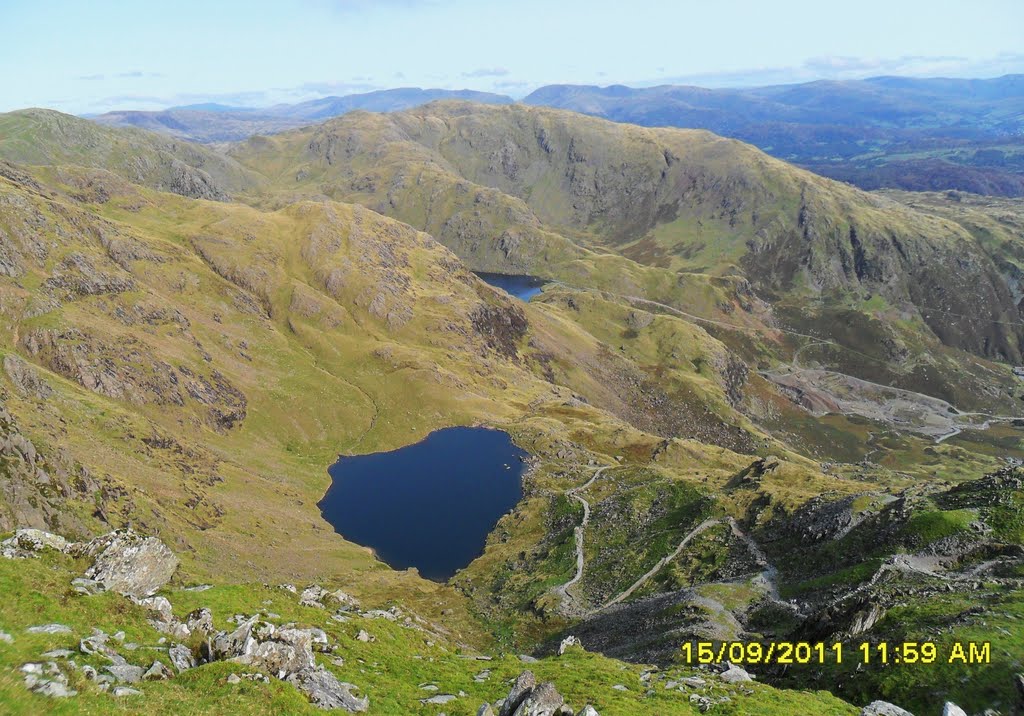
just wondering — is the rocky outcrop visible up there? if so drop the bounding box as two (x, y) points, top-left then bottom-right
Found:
(0, 405), (98, 536)
(42, 252), (136, 300)
(167, 159), (229, 201)
(2, 527), (177, 599)
(287, 667), (369, 712)
(1, 528), (69, 558)
(558, 635), (582, 655)
(78, 530), (179, 598)
(470, 292), (528, 359)
(3, 354), (53, 400)
(7, 530), (370, 711)
(20, 329), (247, 431)
(484, 670), (595, 716)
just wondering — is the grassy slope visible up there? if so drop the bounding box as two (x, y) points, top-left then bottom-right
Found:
(0, 110), (262, 198)
(227, 101), (1024, 407)
(0, 108), (1021, 713)
(0, 551), (856, 716)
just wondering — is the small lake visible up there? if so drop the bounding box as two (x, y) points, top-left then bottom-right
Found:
(318, 427), (527, 581)
(475, 272), (548, 301)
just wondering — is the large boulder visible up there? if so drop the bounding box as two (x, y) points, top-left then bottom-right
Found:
(495, 671), (571, 716)
(511, 681), (564, 716)
(718, 663), (754, 683)
(499, 671), (537, 716)
(239, 633), (316, 677)
(79, 530), (178, 598)
(862, 702), (914, 716)
(209, 617), (260, 662)
(287, 666), (369, 712)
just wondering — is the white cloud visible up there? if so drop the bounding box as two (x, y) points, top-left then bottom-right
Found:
(462, 67), (510, 78)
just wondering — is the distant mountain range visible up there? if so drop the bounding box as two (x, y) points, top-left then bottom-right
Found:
(93, 88), (514, 142)
(522, 75), (1024, 196)
(90, 75), (1024, 195)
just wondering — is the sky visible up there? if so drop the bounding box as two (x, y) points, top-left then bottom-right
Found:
(1, 0), (1022, 114)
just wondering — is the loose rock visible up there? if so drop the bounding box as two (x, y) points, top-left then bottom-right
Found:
(718, 664), (754, 683)
(287, 666), (369, 712)
(27, 624), (72, 634)
(80, 529), (179, 598)
(558, 636), (582, 655)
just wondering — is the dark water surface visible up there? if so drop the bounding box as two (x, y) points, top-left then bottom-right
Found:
(319, 427), (527, 581)
(474, 272), (548, 301)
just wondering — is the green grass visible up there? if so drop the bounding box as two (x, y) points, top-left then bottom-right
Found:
(901, 509), (976, 547)
(0, 548), (858, 715)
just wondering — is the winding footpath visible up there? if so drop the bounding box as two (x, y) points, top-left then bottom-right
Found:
(553, 466), (609, 615)
(552, 475), (784, 617)
(597, 517), (721, 611)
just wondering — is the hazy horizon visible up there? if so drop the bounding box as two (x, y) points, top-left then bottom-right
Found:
(2, 0), (1023, 114)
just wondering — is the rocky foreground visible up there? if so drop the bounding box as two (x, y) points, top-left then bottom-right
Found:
(1, 527), (615, 714)
(0, 524), (884, 712)
(0, 526), (992, 714)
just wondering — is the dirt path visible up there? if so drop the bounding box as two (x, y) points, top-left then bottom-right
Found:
(575, 285), (1024, 433)
(596, 517), (721, 611)
(553, 466), (609, 614)
(727, 518), (780, 600)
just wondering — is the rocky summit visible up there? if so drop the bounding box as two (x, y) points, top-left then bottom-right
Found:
(1, 17), (1023, 714)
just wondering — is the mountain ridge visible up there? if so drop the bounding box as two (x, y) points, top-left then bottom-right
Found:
(87, 75), (1024, 196)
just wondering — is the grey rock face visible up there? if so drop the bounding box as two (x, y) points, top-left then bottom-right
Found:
(185, 607), (214, 635)
(1, 528), (68, 557)
(237, 630), (316, 677)
(81, 529), (179, 598)
(143, 660), (173, 680)
(577, 707), (600, 716)
(112, 685), (142, 697)
(499, 670), (538, 716)
(286, 666), (369, 712)
(862, 702), (914, 716)
(135, 595), (174, 622)
(105, 663), (145, 683)
(210, 616), (259, 661)
(80, 630), (124, 663)
(168, 643), (195, 673)
(71, 577), (106, 595)
(300, 585), (328, 608)
(511, 681), (564, 716)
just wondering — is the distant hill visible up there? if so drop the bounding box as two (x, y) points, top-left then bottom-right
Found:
(524, 75), (1024, 134)
(0, 108), (262, 198)
(522, 75), (1024, 196)
(262, 87), (514, 120)
(93, 88), (514, 142)
(89, 76), (1024, 195)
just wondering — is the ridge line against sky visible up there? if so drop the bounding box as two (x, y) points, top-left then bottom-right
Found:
(1, 0), (1022, 114)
